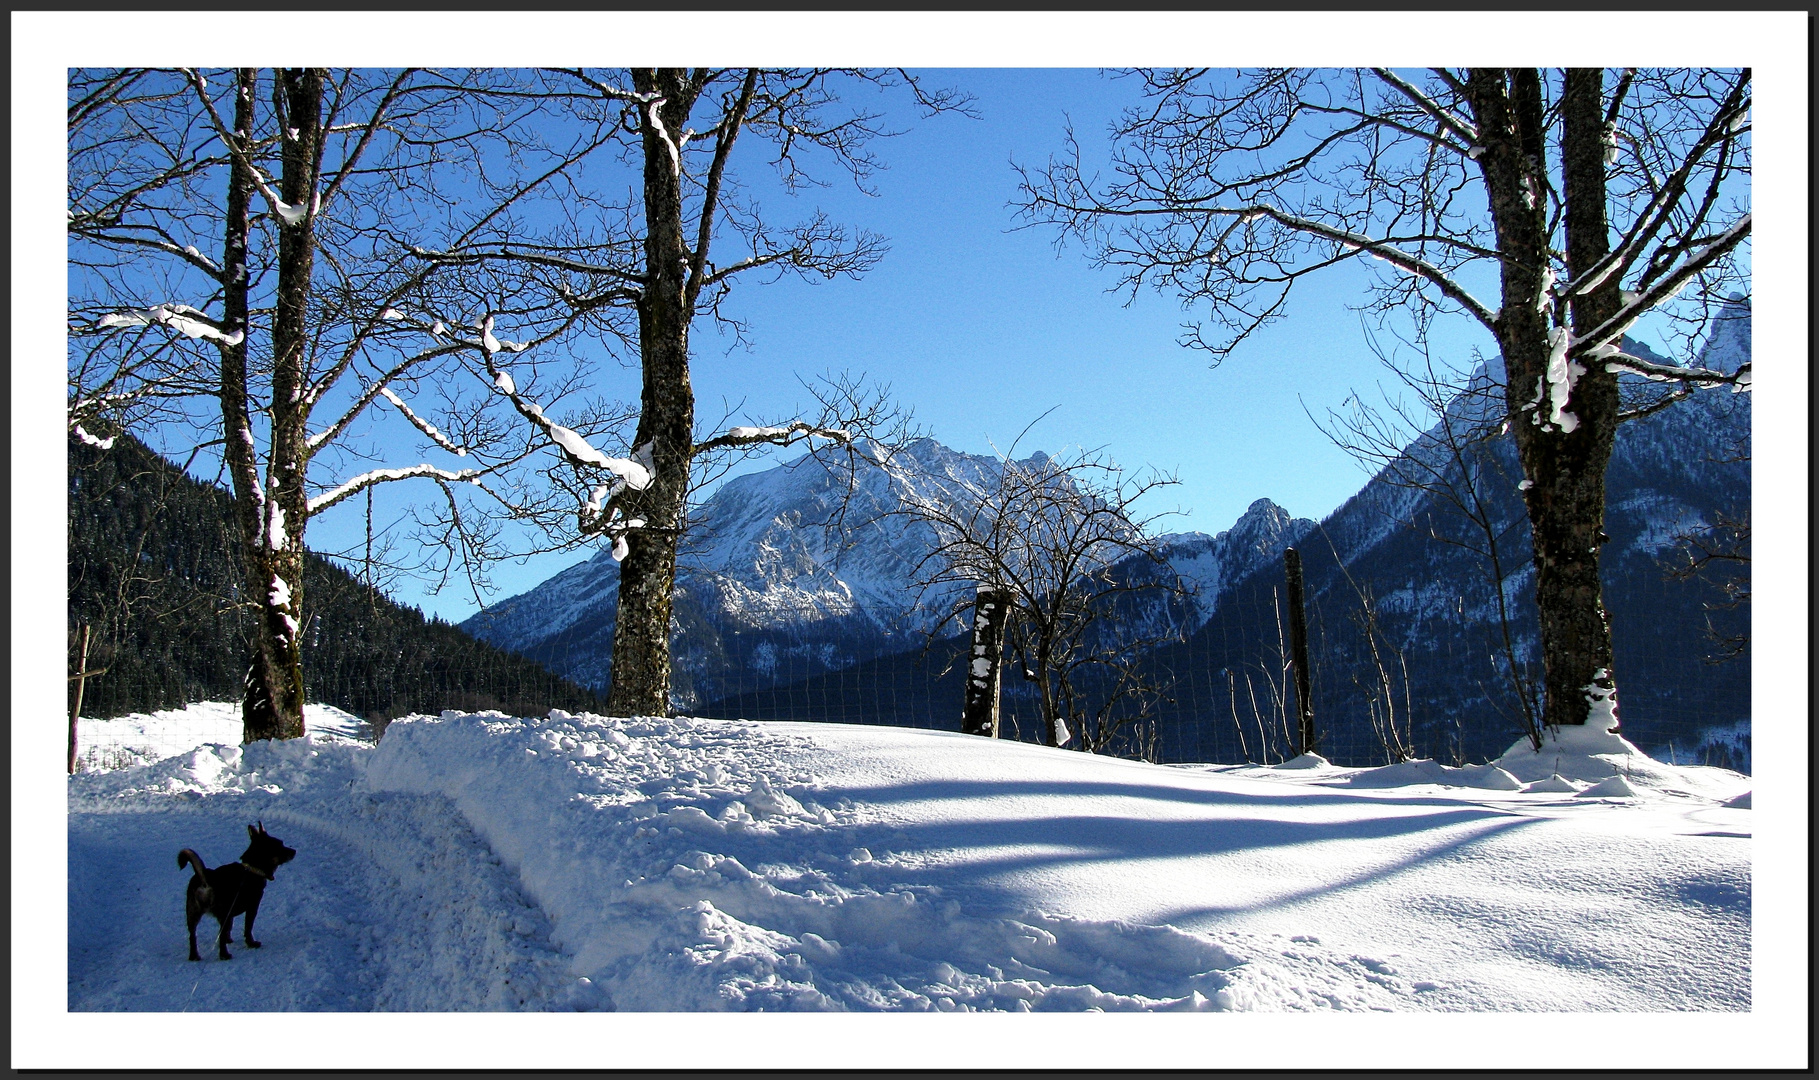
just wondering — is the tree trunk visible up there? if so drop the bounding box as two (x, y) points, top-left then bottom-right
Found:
(1468, 68), (1621, 731)
(1032, 638), (1065, 747)
(1546, 67), (1625, 732)
(217, 69), (287, 743)
(607, 70), (702, 718)
(241, 68), (323, 742)
(960, 586), (1011, 737)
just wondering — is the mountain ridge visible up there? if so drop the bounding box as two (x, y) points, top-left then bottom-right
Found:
(462, 440), (1317, 709)
(464, 303), (1749, 767)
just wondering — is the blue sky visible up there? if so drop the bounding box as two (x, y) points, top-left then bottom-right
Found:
(39, 35), (1787, 629)
(338, 68), (1499, 622)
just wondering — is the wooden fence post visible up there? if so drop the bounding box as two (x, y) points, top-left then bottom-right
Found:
(960, 585), (1011, 738)
(1284, 548), (1316, 757)
(68, 623), (92, 775)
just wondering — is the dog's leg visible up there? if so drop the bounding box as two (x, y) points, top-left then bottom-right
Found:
(215, 913), (233, 960)
(187, 901), (203, 962)
(242, 895), (262, 948)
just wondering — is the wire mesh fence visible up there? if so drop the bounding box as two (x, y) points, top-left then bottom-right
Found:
(69, 551), (1748, 776)
(487, 550), (1750, 773)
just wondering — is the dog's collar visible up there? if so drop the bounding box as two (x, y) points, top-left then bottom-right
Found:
(238, 861), (272, 880)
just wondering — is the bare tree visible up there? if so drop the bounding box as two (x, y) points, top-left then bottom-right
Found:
(891, 439), (1189, 753)
(1020, 67), (1751, 731)
(404, 68), (972, 717)
(1314, 527), (1418, 763)
(68, 67), (620, 741)
(1664, 435), (1750, 663)
(1313, 338), (1544, 751)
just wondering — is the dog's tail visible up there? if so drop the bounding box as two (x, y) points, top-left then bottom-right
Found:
(177, 848), (209, 878)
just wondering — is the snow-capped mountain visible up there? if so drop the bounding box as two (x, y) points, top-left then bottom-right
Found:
(464, 439), (988, 704)
(462, 438), (1311, 709)
(1155, 499), (1317, 627)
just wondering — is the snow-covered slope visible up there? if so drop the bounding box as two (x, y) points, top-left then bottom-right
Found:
(62, 704), (1757, 1044)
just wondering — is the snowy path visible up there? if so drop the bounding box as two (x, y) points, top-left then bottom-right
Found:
(67, 739), (591, 1012)
(70, 809), (385, 1011)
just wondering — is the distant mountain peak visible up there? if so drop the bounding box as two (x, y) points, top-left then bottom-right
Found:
(464, 434), (1313, 696)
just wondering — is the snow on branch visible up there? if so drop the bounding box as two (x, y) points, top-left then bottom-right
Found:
(471, 316), (653, 492)
(1568, 213), (1752, 358)
(380, 386), (468, 456)
(1370, 68), (1478, 147)
(1595, 347), (1751, 391)
(304, 339), (463, 452)
(95, 303), (244, 346)
(70, 421), (115, 450)
(471, 313), (532, 356)
(539, 68), (661, 106)
(693, 420), (853, 455)
(307, 464), (483, 515)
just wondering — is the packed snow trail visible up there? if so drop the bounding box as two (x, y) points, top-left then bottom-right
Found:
(66, 706), (1750, 1013)
(67, 731), (598, 1012)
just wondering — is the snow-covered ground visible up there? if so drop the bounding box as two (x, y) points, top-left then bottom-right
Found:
(69, 701), (373, 773)
(28, 703), (1807, 1068)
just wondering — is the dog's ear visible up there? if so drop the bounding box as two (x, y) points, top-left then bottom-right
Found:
(248, 823), (258, 840)
(256, 820), (266, 835)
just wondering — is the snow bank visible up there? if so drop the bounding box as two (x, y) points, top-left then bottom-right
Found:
(363, 711), (1290, 1011)
(72, 702), (370, 773)
(360, 710), (1751, 1014)
(1344, 759), (1522, 790)
(1494, 723), (1747, 800)
(69, 728), (369, 812)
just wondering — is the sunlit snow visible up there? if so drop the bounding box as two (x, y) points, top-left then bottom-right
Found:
(59, 700), (1756, 1054)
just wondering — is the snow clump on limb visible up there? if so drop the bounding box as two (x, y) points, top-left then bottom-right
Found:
(97, 304), (244, 347)
(72, 423), (116, 450)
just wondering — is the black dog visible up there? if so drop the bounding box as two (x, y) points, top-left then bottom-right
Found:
(177, 821), (296, 961)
